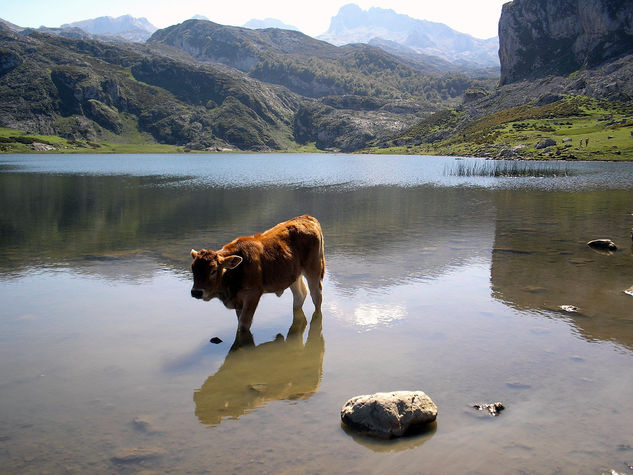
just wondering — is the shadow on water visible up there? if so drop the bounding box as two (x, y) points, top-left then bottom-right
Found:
(194, 309), (324, 426)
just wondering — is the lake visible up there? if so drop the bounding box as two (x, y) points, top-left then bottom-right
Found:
(1, 153), (633, 474)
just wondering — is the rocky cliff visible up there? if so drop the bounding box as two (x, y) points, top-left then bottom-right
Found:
(499, 0), (633, 85)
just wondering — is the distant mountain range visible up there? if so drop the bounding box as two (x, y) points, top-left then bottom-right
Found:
(2, 4), (499, 69)
(61, 15), (157, 42)
(243, 18), (299, 31)
(319, 4), (499, 67)
(1, 0), (631, 156)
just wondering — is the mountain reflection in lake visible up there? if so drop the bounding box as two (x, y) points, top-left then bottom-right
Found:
(1, 154), (633, 474)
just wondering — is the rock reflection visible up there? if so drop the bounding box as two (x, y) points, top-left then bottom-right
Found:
(194, 310), (324, 426)
(341, 421), (436, 453)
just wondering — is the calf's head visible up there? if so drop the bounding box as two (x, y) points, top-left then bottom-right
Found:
(190, 249), (243, 301)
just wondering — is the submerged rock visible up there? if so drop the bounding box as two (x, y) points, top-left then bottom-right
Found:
(341, 391), (437, 439)
(587, 239), (617, 251)
(111, 447), (164, 464)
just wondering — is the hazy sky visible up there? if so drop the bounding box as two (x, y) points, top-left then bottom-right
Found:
(1, 0), (508, 39)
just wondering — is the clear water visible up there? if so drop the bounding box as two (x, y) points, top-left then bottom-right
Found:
(1, 154), (633, 474)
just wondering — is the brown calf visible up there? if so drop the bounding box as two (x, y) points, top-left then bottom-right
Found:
(190, 215), (325, 331)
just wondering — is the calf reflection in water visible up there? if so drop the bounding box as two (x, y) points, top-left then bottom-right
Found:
(194, 309), (324, 426)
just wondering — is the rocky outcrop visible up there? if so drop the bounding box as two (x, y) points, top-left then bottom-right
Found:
(535, 137), (557, 149)
(340, 391), (437, 438)
(499, 0), (633, 85)
(0, 49), (21, 75)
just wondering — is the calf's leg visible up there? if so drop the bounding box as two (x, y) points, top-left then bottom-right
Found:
(289, 276), (308, 310)
(305, 273), (323, 311)
(236, 292), (261, 332)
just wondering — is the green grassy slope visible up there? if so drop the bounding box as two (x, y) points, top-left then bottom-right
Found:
(366, 96), (633, 160)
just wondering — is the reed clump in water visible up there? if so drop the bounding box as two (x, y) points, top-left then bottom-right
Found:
(444, 160), (571, 177)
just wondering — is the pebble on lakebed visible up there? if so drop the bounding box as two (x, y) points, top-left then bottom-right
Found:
(341, 391), (437, 439)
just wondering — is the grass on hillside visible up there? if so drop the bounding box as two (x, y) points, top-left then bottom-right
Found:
(0, 127), (186, 154)
(367, 96), (633, 161)
(0, 127), (322, 154)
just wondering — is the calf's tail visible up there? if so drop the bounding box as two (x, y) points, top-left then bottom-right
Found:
(320, 229), (326, 280)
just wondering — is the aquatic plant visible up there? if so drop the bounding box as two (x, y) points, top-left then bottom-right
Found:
(444, 159), (571, 177)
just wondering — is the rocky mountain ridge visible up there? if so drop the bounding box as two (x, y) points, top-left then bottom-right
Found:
(61, 15), (157, 43)
(318, 4), (499, 67)
(243, 18), (299, 31)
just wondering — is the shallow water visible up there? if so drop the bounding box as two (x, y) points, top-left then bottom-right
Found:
(1, 154), (633, 474)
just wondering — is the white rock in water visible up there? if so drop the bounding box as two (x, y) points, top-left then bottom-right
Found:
(560, 305), (579, 313)
(341, 391), (437, 439)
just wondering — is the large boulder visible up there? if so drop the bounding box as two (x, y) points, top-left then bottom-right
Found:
(535, 137), (557, 149)
(341, 391), (437, 439)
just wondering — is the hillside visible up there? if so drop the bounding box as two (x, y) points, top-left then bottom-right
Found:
(146, 19), (481, 150)
(0, 18), (486, 153)
(366, 0), (633, 160)
(0, 27), (302, 151)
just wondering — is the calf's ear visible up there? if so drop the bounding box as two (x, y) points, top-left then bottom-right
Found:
(222, 255), (243, 269)
(191, 249), (198, 259)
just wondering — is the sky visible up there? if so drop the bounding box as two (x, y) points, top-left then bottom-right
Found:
(0, 0), (508, 39)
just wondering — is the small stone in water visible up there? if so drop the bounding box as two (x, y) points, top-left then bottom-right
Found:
(560, 305), (578, 313)
(473, 402), (505, 416)
(587, 239), (617, 251)
(210, 337), (223, 344)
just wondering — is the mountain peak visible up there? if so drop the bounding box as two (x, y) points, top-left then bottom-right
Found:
(243, 18), (299, 31)
(319, 3), (499, 67)
(61, 14), (157, 42)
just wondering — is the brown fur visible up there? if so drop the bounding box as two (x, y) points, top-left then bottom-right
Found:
(190, 215), (325, 331)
